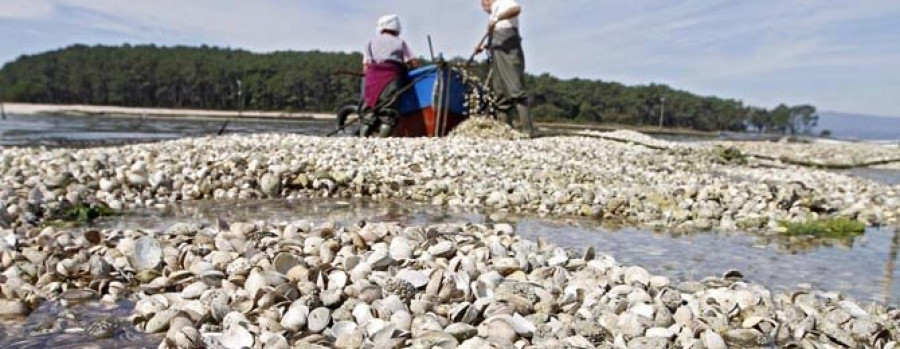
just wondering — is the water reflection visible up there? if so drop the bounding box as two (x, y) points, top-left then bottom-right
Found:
(755, 233), (863, 254)
(94, 198), (900, 305)
(0, 300), (159, 348)
(839, 168), (900, 186)
(885, 229), (900, 304)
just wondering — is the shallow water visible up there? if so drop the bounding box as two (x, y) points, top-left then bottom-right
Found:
(0, 300), (159, 349)
(96, 199), (900, 305)
(840, 167), (900, 186)
(516, 222), (900, 305)
(0, 113), (333, 147)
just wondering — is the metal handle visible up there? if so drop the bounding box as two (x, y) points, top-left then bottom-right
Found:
(465, 32), (491, 67)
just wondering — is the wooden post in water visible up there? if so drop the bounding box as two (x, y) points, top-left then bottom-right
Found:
(658, 96), (666, 129)
(216, 78), (243, 135)
(238, 79), (243, 119)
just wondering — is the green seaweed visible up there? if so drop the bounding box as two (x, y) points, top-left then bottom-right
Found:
(66, 203), (115, 223)
(42, 203), (117, 227)
(780, 217), (866, 239)
(714, 146), (747, 164)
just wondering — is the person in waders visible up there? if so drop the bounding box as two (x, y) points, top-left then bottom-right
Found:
(361, 15), (420, 137)
(480, 0), (534, 137)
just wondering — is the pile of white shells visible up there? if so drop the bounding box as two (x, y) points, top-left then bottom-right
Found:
(449, 117), (525, 140)
(1, 132), (898, 231)
(1, 220), (898, 348)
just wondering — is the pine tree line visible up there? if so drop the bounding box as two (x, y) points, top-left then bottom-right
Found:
(0, 44), (817, 133)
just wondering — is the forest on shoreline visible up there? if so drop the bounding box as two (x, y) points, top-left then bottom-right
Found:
(0, 44), (818, 133)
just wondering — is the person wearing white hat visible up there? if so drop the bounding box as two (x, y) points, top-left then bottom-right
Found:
(479, 0), (533, 136)
(363, 14), (418, 69)
(360, 15), (419, 136)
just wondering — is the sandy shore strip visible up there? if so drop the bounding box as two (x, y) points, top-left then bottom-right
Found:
(1, 102), (334, 120)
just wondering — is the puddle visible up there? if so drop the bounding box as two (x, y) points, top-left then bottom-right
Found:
(839, 167), (900, 186)
(0, 300), (159, 349)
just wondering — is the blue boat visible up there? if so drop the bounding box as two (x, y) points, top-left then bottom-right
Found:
(391, 64), (469, 137)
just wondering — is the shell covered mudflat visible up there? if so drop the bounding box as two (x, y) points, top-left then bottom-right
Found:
(1, 130), (897, 231)
(1, 220), (899, 348)
(0, 127), (899, 348)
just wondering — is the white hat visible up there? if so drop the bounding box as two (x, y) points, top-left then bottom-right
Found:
(377, 14), (402, 34)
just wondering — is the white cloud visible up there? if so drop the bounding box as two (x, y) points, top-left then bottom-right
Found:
(0, 0), (54, 19)
(2, 0), (899, 115)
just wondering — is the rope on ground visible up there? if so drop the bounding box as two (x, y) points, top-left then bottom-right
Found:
(558, 129), (900, 169)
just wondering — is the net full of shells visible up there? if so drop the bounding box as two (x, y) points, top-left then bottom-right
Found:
(1, 220), (898, 348)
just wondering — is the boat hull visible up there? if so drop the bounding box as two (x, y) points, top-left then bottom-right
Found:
(392, 107), (466, 137)
(393, 65), (468, 137)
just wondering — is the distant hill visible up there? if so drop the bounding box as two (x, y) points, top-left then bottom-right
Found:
(0, 44), (816, 132)
(815, 112), (900, 141)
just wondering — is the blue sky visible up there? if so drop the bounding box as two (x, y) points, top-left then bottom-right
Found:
(1, 0), (899, 117)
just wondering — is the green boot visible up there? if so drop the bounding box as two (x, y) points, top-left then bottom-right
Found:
(497, 108), (513, 127)
(517, 103), (535, 137)
(378, 117), (396, 138)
